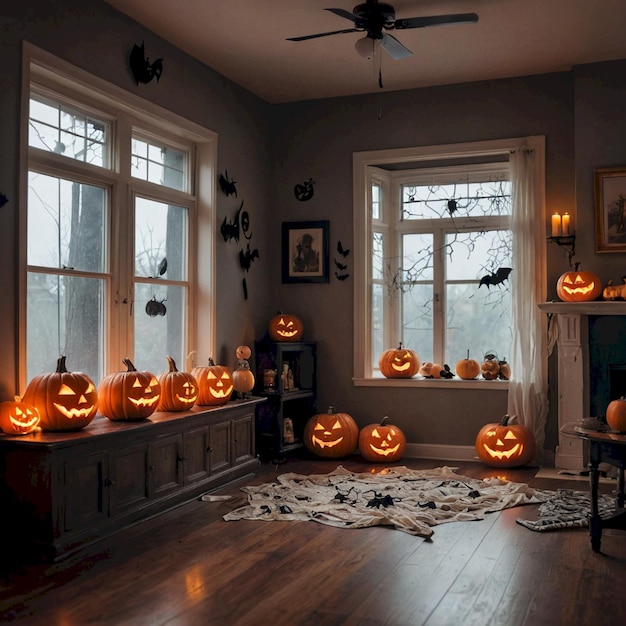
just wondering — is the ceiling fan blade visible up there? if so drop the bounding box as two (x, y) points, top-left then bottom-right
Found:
(379, 33), (412, 60)
(287, 28), (359, 42)
(394, 12), (479, 30)
(325, 8), (360, 23)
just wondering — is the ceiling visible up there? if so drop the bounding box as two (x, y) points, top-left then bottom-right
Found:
(104, 0), (626, 104)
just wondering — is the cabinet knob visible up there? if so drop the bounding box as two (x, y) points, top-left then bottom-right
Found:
(207, 446), (213, 453)
(104, 478), (116, 487)
(176, 455), (189, 463)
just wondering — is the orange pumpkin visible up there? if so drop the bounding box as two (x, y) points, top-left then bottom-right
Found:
(236, 345), (252, 360)
(157, 356), (199, 412)
(191, 358), (234, 406)
(268, 313), (304, 342)
(481, 351), (500, 380)
(556, 264), (602, 302)
(232, 361), (255, 396)
(606, 397), (626, 432)
(23, 355), (98, 431)
(0, 396), (41, 435)
(456, 351), (480, 380)
(303, 406), (359, 458)
(98, 358), (161, 421)
(358, 416), (406, 462)
(379, 343), (420, 378)
(475, 414), (535, 468)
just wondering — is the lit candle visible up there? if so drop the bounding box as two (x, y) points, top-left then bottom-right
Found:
(551, 213), (562, 237)
(561, 212), (571, 235)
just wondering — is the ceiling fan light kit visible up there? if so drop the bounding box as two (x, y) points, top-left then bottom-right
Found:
(287, 0), (479, 61)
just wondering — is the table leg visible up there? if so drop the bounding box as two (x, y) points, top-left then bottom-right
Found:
(588, 442), (602, 552)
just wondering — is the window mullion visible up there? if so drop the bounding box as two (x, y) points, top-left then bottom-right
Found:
(433, 229), (445, 364)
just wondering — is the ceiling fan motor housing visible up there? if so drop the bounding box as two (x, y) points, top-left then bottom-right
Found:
(353, 1), (396, 37)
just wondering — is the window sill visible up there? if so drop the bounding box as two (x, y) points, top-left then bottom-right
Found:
(352, 377), (509, 390)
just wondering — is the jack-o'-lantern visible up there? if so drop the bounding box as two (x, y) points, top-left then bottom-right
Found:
(475, 414), (535, 468)
(0, 396), (41, 435)
(456, 351), (481, 380)
(303, 406), (359, 458)
(481, 351), (501, 380)
(379, 343), (420, 379)
(191, 358), (234, 406)
(157, 356), (199, 412)
(606, 397), (626, 432)
(556, 263), (602, 302)
(268, 313), (304, 342)
(98, 358), (161, 421)
(358, 416), (406, 462)
(23, 355), (98, 431)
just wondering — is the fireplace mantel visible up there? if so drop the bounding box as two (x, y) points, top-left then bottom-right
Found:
(538, 301), (626, 469)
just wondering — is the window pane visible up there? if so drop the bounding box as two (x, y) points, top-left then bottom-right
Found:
(29, 95), (108, 168)
(28, 172), (107, 272)
(135, 197), (188, 280)
(372, 183), (381, 220)
(402, 180), (511, 220)
(446, 230), (512, 281)
(402, 233), (434, 283)
(372, 231), (384, 280)
(446, 283), (512, 366)
(134, 283), (186, 375)
(372, 283), (384, 372)
(131, 135), (186, 191)
(27, 272), (105, 383)
(402, 285), (434, 363)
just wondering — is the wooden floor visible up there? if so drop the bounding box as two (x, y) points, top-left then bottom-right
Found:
(1, 456), (625, 626)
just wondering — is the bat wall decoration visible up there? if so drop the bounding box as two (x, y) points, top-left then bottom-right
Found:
(129, 42), (163, 85)
(219, 170), (237, 197)
(0, 193), (8, 208)
(479, 267), (512, 288)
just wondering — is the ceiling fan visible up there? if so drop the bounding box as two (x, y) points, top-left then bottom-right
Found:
(287, 1), (479, 60)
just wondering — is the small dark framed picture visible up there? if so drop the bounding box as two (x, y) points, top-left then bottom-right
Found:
(282, 220), (329, 283)
(595, 166), (626, 252)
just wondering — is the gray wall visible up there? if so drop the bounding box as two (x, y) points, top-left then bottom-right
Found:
(3, 2), (626, 454)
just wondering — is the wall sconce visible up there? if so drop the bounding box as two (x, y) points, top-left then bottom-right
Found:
(548, 211), (576, 265)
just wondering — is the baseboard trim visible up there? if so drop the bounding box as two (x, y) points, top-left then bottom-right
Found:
(404, 443), (479, 462)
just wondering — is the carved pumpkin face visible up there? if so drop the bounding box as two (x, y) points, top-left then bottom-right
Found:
(379, 343), (420, 378)
(303, 406), (359, 458)
(556, 267), (602, 302)
(475, 415), (535, 468)
(268, 314), (304, 342)
(157, 356), (199, 412)
(358, 417), (406, 462)
(0, 396), (41, 435)
(98, 358), (161, 421)
(191, 359), (234, 406)
(23, 356), (98, 431)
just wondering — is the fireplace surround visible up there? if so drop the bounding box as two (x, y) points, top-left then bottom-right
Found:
(538, 301), (626, 469)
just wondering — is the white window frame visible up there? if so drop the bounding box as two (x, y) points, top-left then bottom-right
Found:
(18, 43), (217, 388)
(353, 137), (542, 388)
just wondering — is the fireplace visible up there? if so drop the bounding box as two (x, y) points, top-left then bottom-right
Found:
(538, 301), (626, 469)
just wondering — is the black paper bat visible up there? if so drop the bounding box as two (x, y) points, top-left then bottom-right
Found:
(220, 203), (243, 242)
(479, 267), (512, 288)
(219, 170), (237, 197)
(157, 257), (167, 276)
(337, 240), (350, 257)
(239, 244), (260, 272)
(335, 272), (350, 281)
(334, 259), (348, 271)
(129, 42), (163, 85)
(447, 199), (458, 215)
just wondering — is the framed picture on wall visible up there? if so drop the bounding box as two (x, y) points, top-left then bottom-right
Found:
(595, 166), (626, 252)
(282, 220), (329, 283)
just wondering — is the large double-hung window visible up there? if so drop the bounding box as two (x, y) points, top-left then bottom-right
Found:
(23, 49), (215, 387)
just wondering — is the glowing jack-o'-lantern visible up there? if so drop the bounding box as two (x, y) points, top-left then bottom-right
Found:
(556, 263), (602, 302)
(157, 356), (199, 412)
(303, 406), (359, 458)
(23, 355), (98, 431)
(0, 396), (41, 435)
(475, 414), (535, 468)
(98, 358), (161, 421)
(191, 358), (234, 406)
(268, 313), (304, 342)
(378, 343), (420, 379)
(358, 416), (406, 462)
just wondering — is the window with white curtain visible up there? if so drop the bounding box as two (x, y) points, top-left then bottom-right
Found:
(22, 47), (217, 387)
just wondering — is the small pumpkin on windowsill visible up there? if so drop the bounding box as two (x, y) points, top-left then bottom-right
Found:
(456, 350), (480, 380)
(379, 343), (420, 379)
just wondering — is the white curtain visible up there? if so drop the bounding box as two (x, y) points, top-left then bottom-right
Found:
(507, 148), (549, 460)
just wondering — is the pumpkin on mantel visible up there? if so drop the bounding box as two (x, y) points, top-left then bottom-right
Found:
(556, 263), (602, 302)
(191, 358), (234, 406)
(157, 356), (199, 412)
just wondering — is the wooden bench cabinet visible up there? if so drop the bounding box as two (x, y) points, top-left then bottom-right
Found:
(0, 398), (263, 562)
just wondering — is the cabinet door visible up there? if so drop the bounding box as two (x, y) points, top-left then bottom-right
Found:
(232, 413), (254, 466)
(109, 443), (150, 516)
(149, 434), (184, 498)
(183, 426), (210, 485)
(208, 420), (231, 475)
(60, 451), (108, 533)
